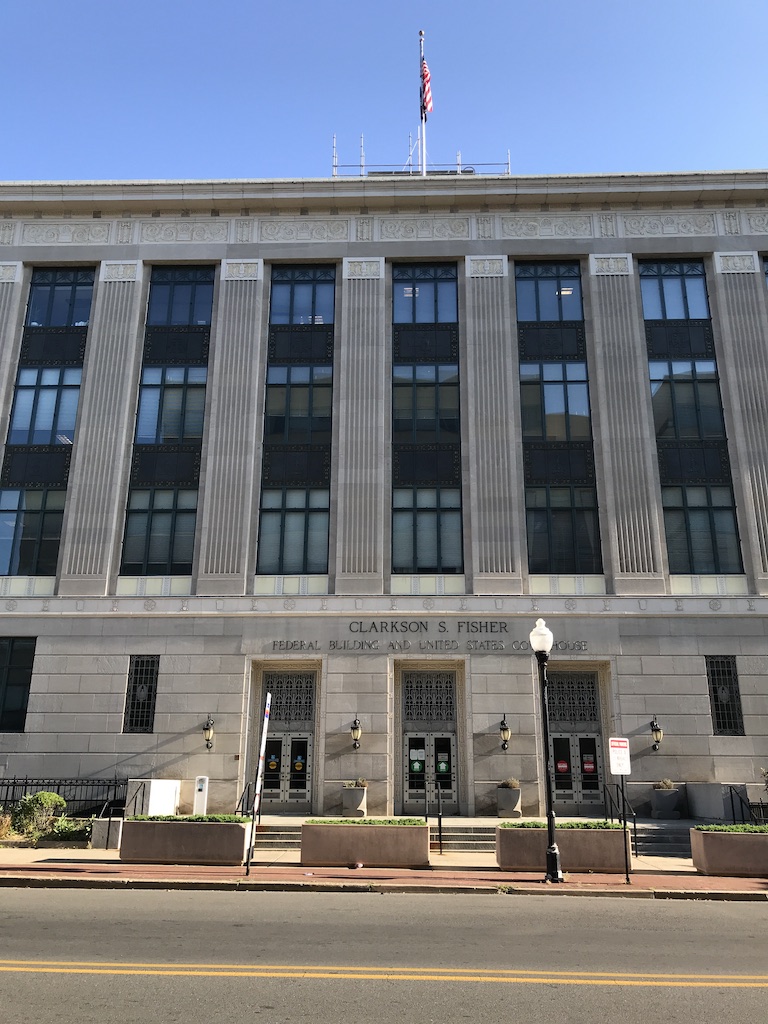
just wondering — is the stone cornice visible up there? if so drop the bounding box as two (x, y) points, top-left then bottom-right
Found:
(1, 170), (768, 216)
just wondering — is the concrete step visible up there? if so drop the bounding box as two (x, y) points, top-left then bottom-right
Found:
(634, 825), (692, 858)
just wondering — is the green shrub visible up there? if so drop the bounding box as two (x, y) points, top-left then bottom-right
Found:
(305, 818), (426, 826)
(41, 817), (92, 842)
(653, 779), (676, 790)
(11, 792), (67, 837)
(127, 814), (250, 823)
(498, 778), (520, 789)
(500, 819), (622, 829)
(694, 824), (768, 833)
(0, 810), (12, 840)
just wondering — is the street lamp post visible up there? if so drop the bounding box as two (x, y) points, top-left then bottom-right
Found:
(529, 618), (564, 883)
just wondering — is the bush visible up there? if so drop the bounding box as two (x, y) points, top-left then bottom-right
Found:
(42, 817), (92, 842)
(11, 792), (67, 837)
(498, 778), (520, 789)
(342, 778), (368, 789)
(127, 814), (250, 823)
(0, 809), (12, 840)
(305, 818), (426, 826)
(694, 824), (768, 833)
(500, 819), (623, 829)
(653, 779), (676, 790)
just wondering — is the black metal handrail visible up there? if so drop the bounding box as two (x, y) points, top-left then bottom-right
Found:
(236, 783), (253, 816)
(603, 782), (638, 855)
(727, 784), (760, 824)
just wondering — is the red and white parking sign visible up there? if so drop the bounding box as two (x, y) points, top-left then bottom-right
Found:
(608, 737), (631, 776)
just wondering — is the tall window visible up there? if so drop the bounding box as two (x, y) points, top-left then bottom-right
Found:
(257, 267), (335, 575)
(393, 265), (457, 323)
(25, 268), (93, 327)
(392, 265), (462, 574)
(0, 637), (36, 733)
(706, 655), (744, 736)
(516, 262), (602, 574)
(121, 267), (213, 576)
(0, 268), (94, 576)
(514, 263), (583, 322)
(123, 655), (159, 734)
(641, 261), (741, 574)
(256, 488), (330, 574)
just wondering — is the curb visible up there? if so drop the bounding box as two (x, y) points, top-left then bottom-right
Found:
(0, 873), (765, 900)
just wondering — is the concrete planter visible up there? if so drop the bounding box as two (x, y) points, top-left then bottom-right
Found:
(120, 820), (252, 865)
(651, 789), (681, 819)
(496, 787), (522, 818)
(691, 829), (768, 876)
(301, 823), (429, 867)
(496, 827), (632, 873)
(341, 788), (368, 818)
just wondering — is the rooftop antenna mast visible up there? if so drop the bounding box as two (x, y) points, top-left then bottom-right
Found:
(332, 134), (338, 177)
(360, 133), (365, 176)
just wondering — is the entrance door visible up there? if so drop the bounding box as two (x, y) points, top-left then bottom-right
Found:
(403, 732), (458, 814)
(550, 733), (603, 810)
(261, 734), (312, 812)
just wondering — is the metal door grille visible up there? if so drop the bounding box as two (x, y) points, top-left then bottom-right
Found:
(547, 672), (599, 729)
(263, 671), (315, 727)
(403, 670), (456, 726)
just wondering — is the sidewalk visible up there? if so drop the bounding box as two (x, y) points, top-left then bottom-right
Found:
(0, 845), (765, 900)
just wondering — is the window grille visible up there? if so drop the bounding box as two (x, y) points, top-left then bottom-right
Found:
(123, 655), (159, 734)
(706, 656), (744, 736)
(402, 671), (456, 725)
(263, 672), (315, 726)
(546, 672), (599, 728)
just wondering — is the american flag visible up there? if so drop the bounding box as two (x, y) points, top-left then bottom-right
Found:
(421, 58), (433, 118)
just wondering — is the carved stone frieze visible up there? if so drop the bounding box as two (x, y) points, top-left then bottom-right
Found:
(140, 221), (230, 243)
(356, 218), (373, 242)
(501, 215), (593, 239)
(379, 217), (470, 241)
(0, 262), (20, 282)
(100, 261), (140, 282)
(476, 215), (495, 239)
(622, 213), (716, 236)
(21, 222), (111, 244)
(222, 259), (262, 281)
(746, 212), (768, 234)
(343, 258), (383, 279)
(466, 256), (506, 277)
(722, 210), (741, 235)
(714, 252), (759, 274)
(116, 221), (134, 244)
(235, 219), (253, 244)
(599, 213), (617, 237)
(259, 219), (349, 242)
(589, 254), (632, 276)
(0, 223), (16, 245)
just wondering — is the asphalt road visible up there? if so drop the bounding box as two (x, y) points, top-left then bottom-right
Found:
(0, 889), (766, 1024)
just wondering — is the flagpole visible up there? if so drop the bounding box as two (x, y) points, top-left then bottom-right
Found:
(419, 30), (427, 177)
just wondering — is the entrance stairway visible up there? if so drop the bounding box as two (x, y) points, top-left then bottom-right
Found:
(249, 819), (694, 859)
(634, 821), (693, 858)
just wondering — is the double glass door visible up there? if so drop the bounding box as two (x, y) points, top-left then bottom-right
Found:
(550, 733), (603, 809)
(261, 733), (312, 811)
(403, 732), (458, 814)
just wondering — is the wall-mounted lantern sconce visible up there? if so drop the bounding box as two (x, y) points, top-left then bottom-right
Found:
(650, 715), (663, 751)
(351, 718), (362, 750)
(203, 715), (215, 750)
(500, 715), (511, 751)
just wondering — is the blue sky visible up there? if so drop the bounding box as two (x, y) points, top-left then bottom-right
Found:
(3, 0), (767, 181)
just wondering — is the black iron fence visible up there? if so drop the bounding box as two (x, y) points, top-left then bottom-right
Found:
(0, 777), (127, 818)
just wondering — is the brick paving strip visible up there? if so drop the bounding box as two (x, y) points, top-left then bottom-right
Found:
(0, 857), (765, 899)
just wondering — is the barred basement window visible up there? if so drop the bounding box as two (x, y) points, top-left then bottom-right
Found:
(123, 655), (160, 733)
(706, 655), (744, 736)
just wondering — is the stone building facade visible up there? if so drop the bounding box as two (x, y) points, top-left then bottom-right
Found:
(0, 170), (766, 816)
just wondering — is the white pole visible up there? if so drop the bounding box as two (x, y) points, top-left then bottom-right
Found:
(332, 134), (337, 177)
(420, 30), (427, 177)
(253, 691), (271, 817)
(360, 133), (365, 176)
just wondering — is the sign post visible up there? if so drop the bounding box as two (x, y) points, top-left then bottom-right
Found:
(245, 692), (272, 876)
(608, 737), (632, 885)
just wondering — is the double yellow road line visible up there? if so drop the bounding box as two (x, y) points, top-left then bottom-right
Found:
(1, 960), (768, 987)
